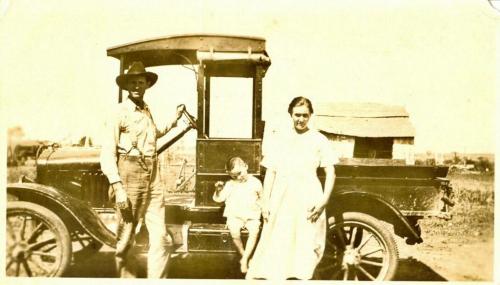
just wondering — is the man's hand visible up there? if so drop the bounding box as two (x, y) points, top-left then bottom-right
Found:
(176, 104), (186, 120)
(113, 182), (128, 209)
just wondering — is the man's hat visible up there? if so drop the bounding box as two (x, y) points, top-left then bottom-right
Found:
(116, 61), (158, 90)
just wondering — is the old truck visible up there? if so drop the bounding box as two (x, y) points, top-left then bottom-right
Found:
(6, 34), (454, 280)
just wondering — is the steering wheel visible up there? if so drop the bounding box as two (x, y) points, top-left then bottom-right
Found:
(181, 107), (198, 130)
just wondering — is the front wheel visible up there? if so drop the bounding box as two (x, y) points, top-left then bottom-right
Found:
(6, 201), (72, 277)
(315, 212), (399, 281)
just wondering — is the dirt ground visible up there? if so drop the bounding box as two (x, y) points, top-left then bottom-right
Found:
(391, 172), (495, 282)
(62, 231), (493, 281)
(395, 231), (494, 281)
(63, 239), (493, 281)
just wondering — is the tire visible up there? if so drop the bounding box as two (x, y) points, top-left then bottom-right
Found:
(315, 212), (399, 281)
(6, 201), (72, 277)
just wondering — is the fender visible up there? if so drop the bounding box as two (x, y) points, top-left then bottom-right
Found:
(7, 182), (116, 248)
(329, 190), (423, 244)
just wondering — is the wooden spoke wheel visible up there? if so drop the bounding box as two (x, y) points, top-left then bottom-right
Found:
(6, 201), (72, 277)
(316, 212), (399, 281)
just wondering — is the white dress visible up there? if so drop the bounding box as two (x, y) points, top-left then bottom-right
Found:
(246, 127), (337, 280)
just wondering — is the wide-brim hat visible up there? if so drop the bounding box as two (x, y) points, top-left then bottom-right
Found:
(116, 61), (158, 90)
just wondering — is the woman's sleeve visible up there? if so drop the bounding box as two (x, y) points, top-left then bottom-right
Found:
(318, 133), (339, 167)
(260, 152), (277, 170)
(260, 129), (281, 170)
(254, 178), (265, 210)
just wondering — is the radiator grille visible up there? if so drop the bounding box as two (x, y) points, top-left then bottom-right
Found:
(81, 172), (112, 208)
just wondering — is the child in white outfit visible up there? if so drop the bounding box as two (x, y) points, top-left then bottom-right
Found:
(213, 157), (263, 273)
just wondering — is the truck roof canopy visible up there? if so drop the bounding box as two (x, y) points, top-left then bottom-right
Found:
(107, 34), (270, 69)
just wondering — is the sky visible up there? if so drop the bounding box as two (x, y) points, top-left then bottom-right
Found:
(0, 0), (498, 153)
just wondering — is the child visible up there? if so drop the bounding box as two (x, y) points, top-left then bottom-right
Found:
(213, 157), (263, 273)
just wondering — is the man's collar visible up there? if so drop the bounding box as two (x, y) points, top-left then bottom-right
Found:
(124, 97), (149, 111)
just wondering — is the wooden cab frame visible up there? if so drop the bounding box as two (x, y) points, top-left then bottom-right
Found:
(107, 34), (271, 206)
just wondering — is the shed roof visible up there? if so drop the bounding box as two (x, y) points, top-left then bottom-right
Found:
(314, 102), (415, 138)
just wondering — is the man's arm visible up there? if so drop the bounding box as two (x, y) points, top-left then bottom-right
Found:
(156, 104), (185, 138)
(99, 109), (128, 208)
(100, 110), (121, 184)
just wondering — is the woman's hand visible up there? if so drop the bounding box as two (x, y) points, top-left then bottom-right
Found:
(309, 165), (335, 222)
(307, 199), (328, 223)
(261, 206), (270, 223)
(262, 211), (269, 223)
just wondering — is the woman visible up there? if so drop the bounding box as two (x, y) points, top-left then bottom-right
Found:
(246, 96), (337, 280)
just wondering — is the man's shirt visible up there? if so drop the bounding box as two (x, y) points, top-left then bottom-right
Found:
(100, 98), (175, 184)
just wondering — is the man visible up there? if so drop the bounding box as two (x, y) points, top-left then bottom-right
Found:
(100, 61), (184, 278)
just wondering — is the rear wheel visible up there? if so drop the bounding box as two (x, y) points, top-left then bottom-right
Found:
(6, 201), (72, 277)
(316, 212), (399, 281)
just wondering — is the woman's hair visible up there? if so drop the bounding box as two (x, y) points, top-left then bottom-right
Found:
(225, 156), (246, 172)
(287, 96), (314, 115)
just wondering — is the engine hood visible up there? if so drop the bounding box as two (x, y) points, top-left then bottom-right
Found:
(37, 146), (102, 171)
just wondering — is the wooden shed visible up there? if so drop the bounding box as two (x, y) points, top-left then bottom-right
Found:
(314, 102), (416, 165)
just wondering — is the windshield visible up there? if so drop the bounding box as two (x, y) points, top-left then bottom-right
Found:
(208, 77), (253, 139)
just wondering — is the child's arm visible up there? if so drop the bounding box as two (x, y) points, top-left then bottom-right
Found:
(213, 181), (228, 203)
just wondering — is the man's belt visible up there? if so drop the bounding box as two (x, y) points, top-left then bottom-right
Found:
(118, 154), (157, 172)
(118, 153), (157, 161)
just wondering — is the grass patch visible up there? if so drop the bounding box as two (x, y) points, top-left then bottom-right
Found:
(7, 165), (37, 183)
(421, 172), (494, 243)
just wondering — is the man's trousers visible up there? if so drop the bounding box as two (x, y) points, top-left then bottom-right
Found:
(114, 155), (170, 278)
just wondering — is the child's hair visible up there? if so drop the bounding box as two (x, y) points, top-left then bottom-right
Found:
(225, 156), (246, 172)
